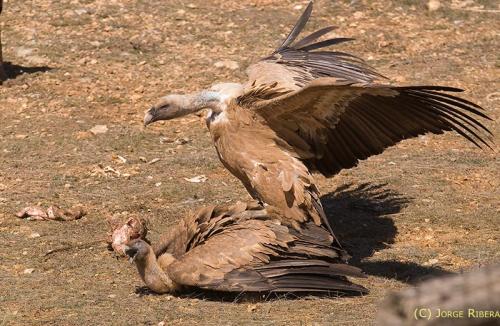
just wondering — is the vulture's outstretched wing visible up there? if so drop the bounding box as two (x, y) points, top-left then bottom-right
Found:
(248, 78), (493, 176)
(239, 2), (493, 177)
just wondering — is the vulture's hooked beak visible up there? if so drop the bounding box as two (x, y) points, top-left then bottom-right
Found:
(123, 245), (138, 264)
(143, 107), (156, 127)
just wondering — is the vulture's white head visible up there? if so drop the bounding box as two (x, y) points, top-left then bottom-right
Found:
(144, 94), (195, 126)
(144, 83), (244, 126)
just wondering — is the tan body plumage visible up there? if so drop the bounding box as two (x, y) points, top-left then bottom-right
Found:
(207, 103), (330, 234)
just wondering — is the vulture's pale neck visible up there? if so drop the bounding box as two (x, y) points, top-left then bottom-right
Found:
(195, 91), (224, 111)
(146, 83), (243, 124)
(136, 248), (177, 294)
(171, 91), (228, 121)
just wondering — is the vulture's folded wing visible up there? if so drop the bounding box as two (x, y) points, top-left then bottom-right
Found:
(153, 201), (260, 257)
(166, 219), (367, 293)
(166, 219), (292, 292)
(249, 78), (493, 176)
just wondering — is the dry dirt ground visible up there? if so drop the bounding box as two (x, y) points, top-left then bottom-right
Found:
(0, 0), (499, 325)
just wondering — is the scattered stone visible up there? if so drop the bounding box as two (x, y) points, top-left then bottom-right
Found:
(23, 268), (35, 274)
(182, 197), (205, 204)
(74, 8), (88, 15)
(424, 258), (439, 266)
(26, 55), (50, 65)
(148, 158), (161, 165)
(14, 46), (34, 58)
(89, 125), (108, 135)
(214, 60), (239, 70)
(427, 0), (441, 11)
(159, 137), (175, 144)
(103, 166), (121, 176)
(112, 154), (127, 164)
(247, 304), (257, 312)
(29, 232), (41, 238)
(486, 92), (500, 101)
(175, 137), (190, 145)
(184, 175), (207, 183)
(353, 11), (364, 19)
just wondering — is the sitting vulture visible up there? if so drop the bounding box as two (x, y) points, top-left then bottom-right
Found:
(124, 201), (367, 294)
(144, 2), (492, 237)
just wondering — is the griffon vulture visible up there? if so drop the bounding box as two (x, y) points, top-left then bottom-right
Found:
(144, 2), (492, 237)
(124, 201), (367, 294)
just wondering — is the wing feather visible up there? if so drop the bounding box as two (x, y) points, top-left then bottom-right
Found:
(165, 207), (366, 293)
(278, 1), (313, 50)
(246, 79), (492, 176)
(294, 26), (337, 49)
(240, 2), (385, 103)
(236, 2), (492, 176)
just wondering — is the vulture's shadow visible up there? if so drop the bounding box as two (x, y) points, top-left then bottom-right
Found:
(1, 61), (52, 80)
(134, 286), (364, 302)
(322, 182), (454, 284)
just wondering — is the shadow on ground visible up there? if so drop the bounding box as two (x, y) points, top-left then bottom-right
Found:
(322, 183), (454, 284)
(134, 286), (364, 303)
(1, 61), (52, 80)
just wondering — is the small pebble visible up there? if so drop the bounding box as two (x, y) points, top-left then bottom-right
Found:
(427, 0), (441, 11)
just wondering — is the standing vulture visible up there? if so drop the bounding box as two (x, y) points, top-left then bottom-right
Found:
(144, 2), (492, 239)
(124, 201), (367, 294)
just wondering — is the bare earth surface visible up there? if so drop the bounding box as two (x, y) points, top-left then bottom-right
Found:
(0, 0), (498, 325)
